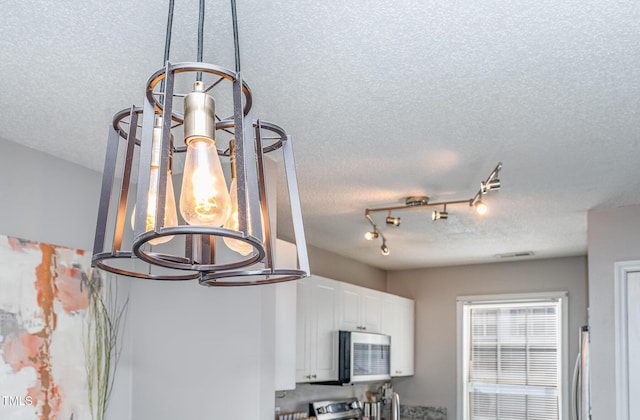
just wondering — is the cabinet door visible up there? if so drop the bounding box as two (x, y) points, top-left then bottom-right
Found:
(296, 276), (340, 383)
(309, 276), (340, 381)
(339, 283), (362, 331)
(381, 295), (400, 374)
(295, 278), (310, 383)
(338, 283), (381, 332)
(381, 294), (415, 377)
(360, 288), (382, 333)
(396, 297), (415, 376)
(381, 296), (396, 337)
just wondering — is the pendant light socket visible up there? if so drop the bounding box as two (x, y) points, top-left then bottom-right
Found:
(184, 80), (216, 144)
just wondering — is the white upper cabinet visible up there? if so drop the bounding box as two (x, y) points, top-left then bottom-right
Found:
(296, 276), (340, 383)
(293, 275), (415, 384)
(381, 294), (415, 377)
(338, 282), (382, 333)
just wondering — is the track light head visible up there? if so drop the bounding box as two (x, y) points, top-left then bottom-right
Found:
(365, 231), (379, 240)
(380, 241), (390, 256)
(386, 216), (401, 226)
(475, 200), (488, 215)
(432, 210), (449, 221)
(481, 179), (501, 194)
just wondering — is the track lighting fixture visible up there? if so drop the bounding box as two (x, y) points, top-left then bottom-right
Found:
(363, 162), (502, 255)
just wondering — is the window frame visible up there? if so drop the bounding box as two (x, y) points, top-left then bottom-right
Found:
(456, 292), (569, 420)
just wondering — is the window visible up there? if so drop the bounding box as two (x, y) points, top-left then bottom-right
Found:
(457, 292), (568, 420)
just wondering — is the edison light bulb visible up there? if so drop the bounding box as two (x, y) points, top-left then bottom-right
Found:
(223, 177), (255, 255)
(179, 81), (231, 226)
(180, 139), (231, 226)
(131, 116), (178, 245)
(223, 139), (262, 256)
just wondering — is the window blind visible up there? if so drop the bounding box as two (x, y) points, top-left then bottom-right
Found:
(465, 300), (561, 420)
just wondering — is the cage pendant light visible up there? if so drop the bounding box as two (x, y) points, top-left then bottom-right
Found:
(92, 0), (309, 285)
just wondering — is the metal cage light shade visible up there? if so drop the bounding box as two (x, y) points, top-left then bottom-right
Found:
(92, 61), (310, 285)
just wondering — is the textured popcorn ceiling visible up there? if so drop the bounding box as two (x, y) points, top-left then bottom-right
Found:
(1, 0), (639, 270)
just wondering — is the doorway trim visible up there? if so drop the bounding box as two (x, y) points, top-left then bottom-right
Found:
(614, 260), (640, 420)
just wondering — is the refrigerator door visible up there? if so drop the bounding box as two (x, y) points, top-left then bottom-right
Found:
(571, 325), (591, 420)
(579, 326), (591, 420)
(572, 353), (580, 420)
(572, 326), (591, 420)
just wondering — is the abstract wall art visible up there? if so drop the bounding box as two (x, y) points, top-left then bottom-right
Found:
(0, 235), (92, 420)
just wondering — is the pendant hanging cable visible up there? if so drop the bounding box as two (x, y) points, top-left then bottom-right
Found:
(164, 0), (175, 64)
(196, 0), (205, 81)
(160, 0), (175, 101)
(231, 0), (241, 72)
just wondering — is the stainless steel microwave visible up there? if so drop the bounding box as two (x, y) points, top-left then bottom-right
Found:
(329, 331), (391, 384)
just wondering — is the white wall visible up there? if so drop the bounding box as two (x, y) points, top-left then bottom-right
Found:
(129, 281), (278, 419)
(0, 138), (101, 251)
(386, 256), (588, 420)
(587, 205), (640, 420)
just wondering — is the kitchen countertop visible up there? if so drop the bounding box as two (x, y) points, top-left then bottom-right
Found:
(381, 404), (446, 420)
(398, 417), (444, 420)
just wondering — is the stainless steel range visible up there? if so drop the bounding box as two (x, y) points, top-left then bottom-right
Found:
(310, 399), (363, 420)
